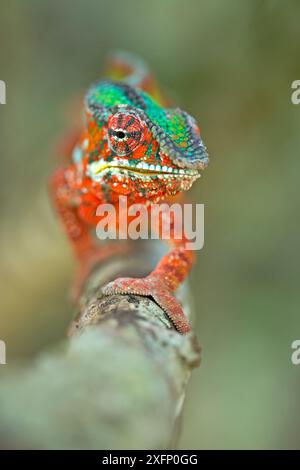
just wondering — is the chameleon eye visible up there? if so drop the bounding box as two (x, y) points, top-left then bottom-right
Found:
(107, 112), (145, 155)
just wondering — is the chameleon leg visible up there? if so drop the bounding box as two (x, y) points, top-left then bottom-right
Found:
(70, 241), (131, 302)
(49, 167), (95, 259)
(50, 168), (131, 301)
(103, 245), (195, 334)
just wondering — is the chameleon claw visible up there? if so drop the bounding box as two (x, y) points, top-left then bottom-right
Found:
(102, 276), (191, 334)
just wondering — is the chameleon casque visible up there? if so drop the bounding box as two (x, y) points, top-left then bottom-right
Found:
(50, 52), (209, 334)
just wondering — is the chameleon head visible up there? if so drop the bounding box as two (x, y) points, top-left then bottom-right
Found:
(80, 81), (209, 203)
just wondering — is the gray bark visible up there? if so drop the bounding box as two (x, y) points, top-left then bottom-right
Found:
(0, 240), (200, 449)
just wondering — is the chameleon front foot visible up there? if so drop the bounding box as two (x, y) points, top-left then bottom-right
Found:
(102, 275), (191, 334)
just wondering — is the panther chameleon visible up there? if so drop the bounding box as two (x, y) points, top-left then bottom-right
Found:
(50, 51), (209, 334)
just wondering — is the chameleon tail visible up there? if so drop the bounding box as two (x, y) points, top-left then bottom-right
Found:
(104, 50), (168, 106)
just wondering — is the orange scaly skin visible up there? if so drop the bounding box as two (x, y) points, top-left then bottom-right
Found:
(50, 52), (209, 334)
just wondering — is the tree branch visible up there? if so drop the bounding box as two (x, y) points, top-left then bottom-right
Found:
(0, 241), (200, 449)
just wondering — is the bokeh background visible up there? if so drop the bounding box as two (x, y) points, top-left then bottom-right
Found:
(0, 0), (300, 449)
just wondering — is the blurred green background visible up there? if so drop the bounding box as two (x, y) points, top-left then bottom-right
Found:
(0, 0), (300, 449)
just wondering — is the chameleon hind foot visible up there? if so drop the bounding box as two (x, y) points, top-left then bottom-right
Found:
(70, 242), (131, 303)
(102, 275), (191, 334)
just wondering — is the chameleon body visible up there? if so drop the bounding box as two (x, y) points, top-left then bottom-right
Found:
(50, 52), (209, 334)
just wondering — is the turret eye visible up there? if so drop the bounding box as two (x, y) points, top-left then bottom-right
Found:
(108, 111), (145, 155)
(116, 131), (125, 139)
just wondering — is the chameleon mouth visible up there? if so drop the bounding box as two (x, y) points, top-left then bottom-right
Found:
(88, 159), (199, 179)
